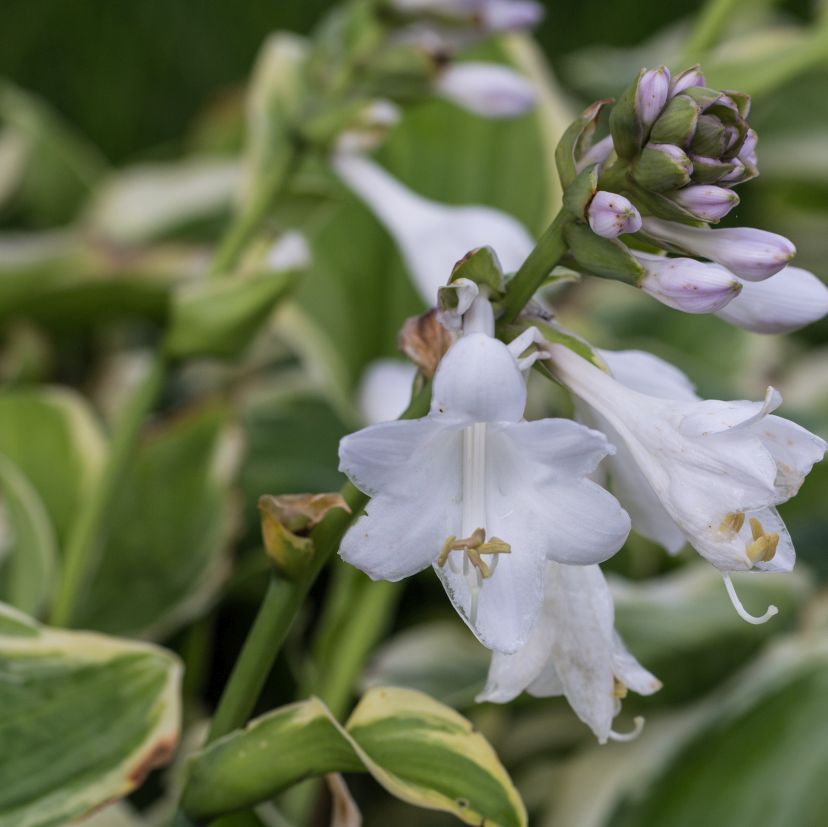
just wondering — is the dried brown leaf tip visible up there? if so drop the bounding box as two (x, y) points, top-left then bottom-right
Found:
(398, 308), (455, 379)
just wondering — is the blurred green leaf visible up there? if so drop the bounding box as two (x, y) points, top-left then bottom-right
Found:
(0, 387), (105, 546)
(0, 601), (181, 827)
(72, 405), (239, 638)
(0, 454), (58, 616)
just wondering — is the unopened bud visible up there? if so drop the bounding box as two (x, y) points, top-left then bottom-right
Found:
(634, 251), (742, 313)
(715, 266), (828, 334)
(436, 62), (535, 118)
(670, 66), (705, 96)
(587, 191), (642, 238)
(671, 184), (739, 222)
(633, 143), (692, 192)
(636, 66), (671, 131)
(640, 218), (796, 281)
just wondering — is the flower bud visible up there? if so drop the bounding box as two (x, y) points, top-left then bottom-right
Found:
(670, 66), (705, 96)
(640, 217), (796, 280)
(633, 251), (742, 313)
(636, 66), (671, 131)
(587, 191), (642, 238)
(715, 266), (828, 334)
(671, 184), (739, 222)
(633, 143), (692, 192)
(436, 62), (535, 118)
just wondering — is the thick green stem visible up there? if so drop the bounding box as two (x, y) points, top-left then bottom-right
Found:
(50, 352), (167, 626)
(500, 209), (570, 324)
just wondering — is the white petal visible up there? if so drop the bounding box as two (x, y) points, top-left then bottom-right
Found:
(436, 62), (536, 118)
(599, 348), (698, 401)
(431, 334), (527, 423)
(332, 152), (533, 303)
(715, 266), (828, 334)
(357, 359), (417, 424)
(678, 387), (782, 437)
(611, 632), (661, 696)
(743, 506), (795, 573)
(756, 415), (828, 498)
(492, 418), (615, 481)
(340, 426), (462, 580)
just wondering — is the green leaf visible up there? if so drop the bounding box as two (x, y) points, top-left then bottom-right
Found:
(72, 405), (239, 638)
(0, 455), (58, 616)
(0, 388), (105, 546)
(183, 687), (526, 827)
(0, 602), (181, 827)
(182, 697), (362, 820)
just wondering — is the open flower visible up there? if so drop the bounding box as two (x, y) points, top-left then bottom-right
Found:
(339, 298), (631, 652)
(331, 152), (533, 302)
(550, 344), (827, 624)
(478, 562), (660, 743)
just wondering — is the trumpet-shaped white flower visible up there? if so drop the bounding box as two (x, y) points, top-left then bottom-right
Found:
(339, 298), (631, 653)
(478, 562), (660, 743)
(550, 344), (827, 624)
(715, 265), (828, 334)
(436, 62), (536, 118)
(331, 152), (534, 302)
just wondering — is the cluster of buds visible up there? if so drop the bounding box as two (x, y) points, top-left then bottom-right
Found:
(553, 66), (828, 331)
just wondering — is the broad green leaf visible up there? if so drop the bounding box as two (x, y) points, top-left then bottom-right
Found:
(344, 686), (527, 827)
(0, 454), (58, 615)
(0, 602), (181, 827)
(73, 405), (239, 638)
(183, 687), (526, 827)
(182, 697), (362, 820)
(0, 388), (105, 546)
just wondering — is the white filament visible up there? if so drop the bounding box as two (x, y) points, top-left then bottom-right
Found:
(608, 716), (645, 743)
(722, 573), (778, 625)
(462, 421), (488, 622)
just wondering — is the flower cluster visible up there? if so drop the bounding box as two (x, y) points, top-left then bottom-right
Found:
(333, 62), (828, 742)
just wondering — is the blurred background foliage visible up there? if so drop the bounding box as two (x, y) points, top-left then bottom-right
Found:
(1, 1), (827, 826)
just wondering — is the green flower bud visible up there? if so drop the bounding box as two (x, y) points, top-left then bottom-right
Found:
(633, 144), (692, 192)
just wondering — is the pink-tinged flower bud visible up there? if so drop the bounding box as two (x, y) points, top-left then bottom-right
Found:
(588, 191), (642, 238)
(738, 128), (758, 168)
(636, 66), (671, 131)
(716, 266), (828, 333)
(436, 62), (535, 118)
(670, 66), (706, 96)
(640, 217), (796, 281)
(671, 185), (739, 222)
(633, 251), (742, 313)
(481, 0), (545, 31)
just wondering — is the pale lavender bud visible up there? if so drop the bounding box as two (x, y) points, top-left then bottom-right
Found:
(672, 185), (739, 222)
(670, 67), (706, 96)
(738, 128), (758, 167)
(576, 134), (614, 173)
(715, 266), (828, 333)
(636, 66), (671, 130)
(634, 251), (742, 313)
(640, 217), (796, 281)
(436, 62), (535, 118)
(719, 158), (745, 183)
(588, 191), (642, 238)
(481, 0), (545, 31)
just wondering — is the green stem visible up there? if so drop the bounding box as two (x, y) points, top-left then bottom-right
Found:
(500, 209), (570, 325)
(208, 146), (296, 279)
(50, 352), (167, 626)
(681, 0), (745, 63)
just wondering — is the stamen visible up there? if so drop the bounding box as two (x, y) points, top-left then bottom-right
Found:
(720, 511), (745, 534)
(612, 678), (628, 699)
(722, 573), (778, 625)
(437, 528), (511, 579)
(749, 517), (763, 541)
(608, 716), (645, 743)
(745, 518), (779, 563)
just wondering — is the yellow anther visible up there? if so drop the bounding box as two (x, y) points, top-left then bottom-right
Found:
(437, 528), (511, 578)
(749, 517), (764, 541)
(720, 512), (745, 534)
(613, 678), (628, 699)
(747, 532), (779, 564)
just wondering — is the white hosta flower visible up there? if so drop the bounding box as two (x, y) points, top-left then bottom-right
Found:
(436, 63), (536, 118)
(339, 298), (631, 653)
(715, 265), (828, 334)
(641, 217), (795, 281)
(479, 562), (660, 743)
(357, 359), (418, 424)
(550, 344), (827, 624)
(331, 152), (534, 302)
(633, 251), (742, 314)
